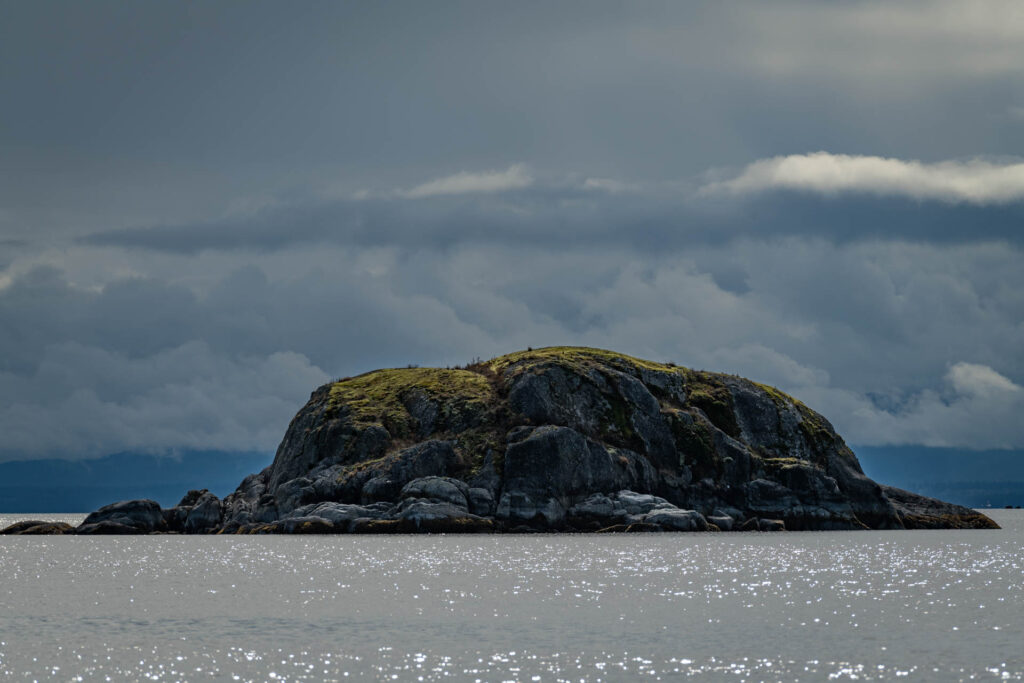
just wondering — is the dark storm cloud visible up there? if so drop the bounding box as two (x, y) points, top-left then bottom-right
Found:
(2, 1), (1023, 459)
(80, 179), (1024, 254)
(4, 1), (1024, 244)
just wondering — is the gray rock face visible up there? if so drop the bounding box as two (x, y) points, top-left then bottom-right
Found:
(359, 440), (460, 504)
(184, 491), (223, 533)
(59, 347), (999, 534)
(266, 383), (392, 493)
(644, 509), (709, 532)
(507, 365), (610, 436)
(497, 425), (618, 524)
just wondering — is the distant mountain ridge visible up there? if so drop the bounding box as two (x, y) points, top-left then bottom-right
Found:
(0, 451), (272, 512)
(856, 446), (1024, 508)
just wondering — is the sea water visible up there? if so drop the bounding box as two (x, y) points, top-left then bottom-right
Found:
(1, 510), (1022, 682)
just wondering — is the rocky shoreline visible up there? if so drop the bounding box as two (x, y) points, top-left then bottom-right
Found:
(2, 347), (998, 535)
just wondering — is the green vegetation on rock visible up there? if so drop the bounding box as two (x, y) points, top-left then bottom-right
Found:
(758, 456), (804, 471)
(681, 370), (740, 438)
(668, 411), (719, 479)
(602, 393), (638, 446)
(328, 367), (495, 438)
(489, 346), (681, 377)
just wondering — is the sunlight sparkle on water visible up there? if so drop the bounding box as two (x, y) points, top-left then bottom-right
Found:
(1, 511), (1022, 681)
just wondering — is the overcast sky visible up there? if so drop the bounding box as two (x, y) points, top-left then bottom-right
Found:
(2, 0), (1023, 461)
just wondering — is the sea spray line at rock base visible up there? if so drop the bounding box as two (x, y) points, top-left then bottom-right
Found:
(2, 347), (997, 535)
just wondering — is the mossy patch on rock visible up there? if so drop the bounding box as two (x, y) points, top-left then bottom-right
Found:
(452, 427), (505, 477)
(681, 370), (740, 438)
(758, 456), (804, 471)
(329, 367), (495, 438)
(489, 346), (682, 378)
(668, 410), (718, 479)
(601, 392), (639, 447)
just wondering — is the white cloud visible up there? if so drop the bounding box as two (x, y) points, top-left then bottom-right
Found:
(948, 362), (1021, 397)
(403, 164), (533, 199)
(704, 152), (1024, 204)
(707, 344), (830, 389)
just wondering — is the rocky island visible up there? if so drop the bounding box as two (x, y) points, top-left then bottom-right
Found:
(3, 347), (998, 534)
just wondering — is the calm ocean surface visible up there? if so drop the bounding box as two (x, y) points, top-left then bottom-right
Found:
(1, 511), (1022, 682)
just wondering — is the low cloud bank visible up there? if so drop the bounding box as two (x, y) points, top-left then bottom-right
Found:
(1, 237), (1021, 459)
(800, 362), (1024, 450)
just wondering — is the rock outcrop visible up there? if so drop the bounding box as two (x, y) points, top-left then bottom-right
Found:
(5, 347), (998, 534)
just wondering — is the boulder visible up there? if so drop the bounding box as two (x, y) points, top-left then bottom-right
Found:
(184, 491), (223, 533)
(399, 477), (469, 508)
(644, 509), (709, 532)
(75, 521), (141, 535)
(758, 518), (786, 532)
(466, 487), (495, 516)
(738, 518), (760, 532)
(0, 521), (74, 535)
(80, 499), (165, 533)
(615, 490), (674, 515)
(393, 499), (492, 533)
(285, 502), (391, 532)
(707, 515), (734, 531)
